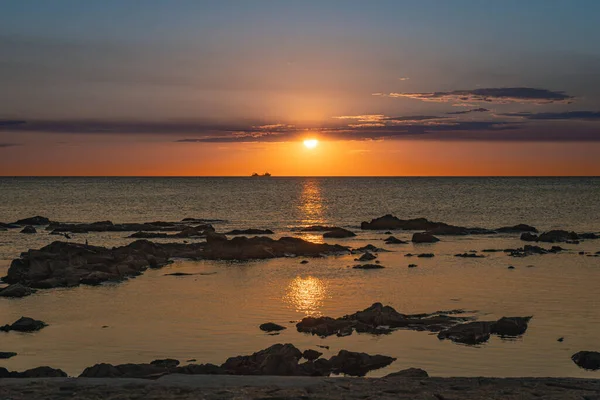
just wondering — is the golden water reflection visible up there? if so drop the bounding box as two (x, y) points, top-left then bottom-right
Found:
(284, 276), (328, 316)
(297, 179), (326, 243)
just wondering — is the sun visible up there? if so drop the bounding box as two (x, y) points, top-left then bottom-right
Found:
(303, 139), (319, 149)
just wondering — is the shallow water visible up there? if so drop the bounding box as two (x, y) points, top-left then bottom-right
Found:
(0, 177), (599, 377)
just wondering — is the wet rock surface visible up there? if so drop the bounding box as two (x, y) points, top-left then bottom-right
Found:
(3, 237), (347, 290)
(329, 350), (396, 377)
(1, 317), (47, 332)
(20, 226), (37, 234)
(356, 251), (377, 261)
(296, 303), (473, 338)
(0, 283), (36, 298)
(437, 316), (531, 345)
(353, 264), (384, 269)
(384, 236), (407, 244)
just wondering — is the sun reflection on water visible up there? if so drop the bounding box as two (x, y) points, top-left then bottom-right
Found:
(284, 276), (328, 316)
(296, 179), (326, 243)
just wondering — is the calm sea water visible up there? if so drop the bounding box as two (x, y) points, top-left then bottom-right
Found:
(0, 177), (599, 377)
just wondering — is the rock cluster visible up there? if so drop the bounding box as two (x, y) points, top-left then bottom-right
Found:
(437, 316), (531, 345)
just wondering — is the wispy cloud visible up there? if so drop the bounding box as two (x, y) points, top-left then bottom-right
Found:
(374, 87), (574, 104)
(0, 143), (21, 148)
(499, 111), (600, 120)
(446, 107), (490, 115)
(398, 77), (409, 81)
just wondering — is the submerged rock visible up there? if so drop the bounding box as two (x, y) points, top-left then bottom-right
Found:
(354, 244), (388, 253)
(491, 316), (532, 336)
(438, 316), (532, 345)
(329, 350), (396, 377)
(225, 229), (274, 235)
(0, 352), (17, 359)
(412, 233), (440, 243)
(0, 283), (36, 298)
(455, 253), (485, 258)
(323, 228), (356, 238)
(353, 264), (385, 269)
(1, 316), (47, 332)
(20, 225), (37, 234)
(572, 351), (600, 371)
(259, 322), (287, 332)
(417, 253), (435, 258)
(496, 224), (538, 233)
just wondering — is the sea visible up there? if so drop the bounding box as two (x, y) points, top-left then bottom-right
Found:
(0, 177), (599, 377)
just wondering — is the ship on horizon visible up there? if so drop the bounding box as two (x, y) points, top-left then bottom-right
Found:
(251, 172), (272, 177)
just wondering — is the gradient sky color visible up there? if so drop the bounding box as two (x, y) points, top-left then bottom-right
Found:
(1, 0), (600, 175)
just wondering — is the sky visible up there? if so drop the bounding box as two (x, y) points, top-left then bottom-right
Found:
(1, 0), (600, 176)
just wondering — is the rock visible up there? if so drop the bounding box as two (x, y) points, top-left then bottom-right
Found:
(412, 233), (439, 243)
(323, 228), (356, 238)
(354, 244), (388, 253)
(572, 351), (600, 371)
(293, 226), (341, 232)
(408, 264), (417, 268)
(296, 316), (355, 337)
(385, 367), (429, 378)
(361, 215), (491, 235)
(0, 222), (20, 229)
(4, 238), (347, 289)
(297, 358), (333, 376)
(259, 322), (287, 332)
(47, 220), (189, 234)
(508, 266), (515, 269)
(437, 321), (492, 345)
(417, 253), (435, 258)
(164, 272), (194, 276)
(491, 316), (531, 336)
(174, 363), (224, 375)
(357, 252), (377, 261)
(150, 359), (180, 368)
(329, 350), (396, 376)
(0, 317), (47, 332)
(0, 352), (17, 359)
(538, 230), (579, 243)
(384, 236), (407, 244)
(353, 264), (385, 269)
(455, 253), (485, 258)
(580, 233), (599, 239)
(225, 229), (274, 235)
(20, 226), (37, 234)
(557, 337), (564, 342)
(79, 363), (123, 378)
(13, 216), (50, 225)
(337, 326), (353, 337)
(300, 260), (309, 264)
(221, 343), (303, 376)
(520, 232), (538, 242)
(14, 366), (67, 378)
(0, 283), (36, 298)
(302, 349), (323, 361)
(496, 224), (538, 233)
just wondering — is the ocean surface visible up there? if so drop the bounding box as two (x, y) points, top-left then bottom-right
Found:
(0, 177), (599, 377)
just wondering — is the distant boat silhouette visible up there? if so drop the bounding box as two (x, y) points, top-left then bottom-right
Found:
(251, 172), (272, 177)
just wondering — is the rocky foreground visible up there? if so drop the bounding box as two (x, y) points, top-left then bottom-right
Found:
(0, 375), (599, 400)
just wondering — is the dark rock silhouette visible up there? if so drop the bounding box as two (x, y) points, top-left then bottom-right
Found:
(0, 283), (36, 298)
(10, 366), (67, 378)
(438, 316), (531, 345)
(12, 216), (50, 225)
(417, 253), (435, 258)
(225, 229), (274, 235)
(329, 350), (396, 377)
(80, 359), (180, 379)
(1, 316), (47, 332)
(3, 238), (347, 290)
(496, 224), (538, 233)
(292, 225), (341, 232)
(323, 228), (356, 238)
(455, 253), (485, 258)
(47, 220), (196, 234)
(302, 349), (323, 361)
(384, 236), (408, 244)
(296, 303), (473, 338)
(353, 264), (385, 269)
(357, 252), (377, 261)
(412, 233), (440, 243)
(361, 215), (491, 235)
(20, 225), (37, 234)
(354, 244), (389, 253)
(385, 367), (429, 378)
(0, 222), (20, 229)
(572, 351), (600, 370)
(259, 322), (287, 332)
(0, 352), (17, 359)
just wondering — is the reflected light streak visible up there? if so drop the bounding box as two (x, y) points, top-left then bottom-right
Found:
(284, 276), (328, 316)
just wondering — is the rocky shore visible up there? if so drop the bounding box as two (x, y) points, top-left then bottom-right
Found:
(0, 375), (599, 399)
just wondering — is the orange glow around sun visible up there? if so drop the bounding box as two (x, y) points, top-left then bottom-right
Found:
(303, 139), (319, 149)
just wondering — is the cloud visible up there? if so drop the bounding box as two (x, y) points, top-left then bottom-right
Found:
(398, 77), (409, 81)
(500, 111), (600, 120)
(374, 87), (574, 104)
(0, 143), (21, 148)
(446, 108), (490, 115)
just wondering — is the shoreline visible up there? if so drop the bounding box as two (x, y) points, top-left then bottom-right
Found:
(0, 375), (599, 399)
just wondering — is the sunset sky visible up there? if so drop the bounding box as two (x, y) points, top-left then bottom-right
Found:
(1, 0), (600, 176)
